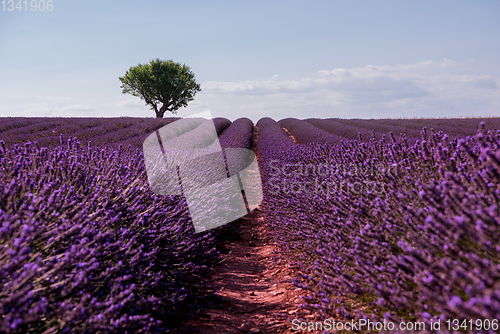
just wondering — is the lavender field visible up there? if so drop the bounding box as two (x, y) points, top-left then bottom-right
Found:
(1, 116), (499, 333)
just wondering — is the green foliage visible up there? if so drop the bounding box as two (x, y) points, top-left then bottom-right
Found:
(119, 59), (201, 118)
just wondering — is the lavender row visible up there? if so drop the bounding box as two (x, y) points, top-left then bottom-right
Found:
(108, 117), (231, 150)
(330, 118), (423, 142)
(390, 117), (500, 131)
(255, 118), (297, 179)
(374, 117), (500, 137)
(108, 117), (231, 151)
(0, 117), (140, 146)
(212, 117), (232, 137)
(69, 118), (179, 149)
(255, 118), (320, 259)
(277, 118), (344, 145)
(0, 117), (65, 133)
(256, 121), (500, 332)
(306, 118), (380, 142)
(378, 119), (481, 139)
(218, 117), (254, 149)
(0, 117), (180, 149)
(0, 136), (224, 333)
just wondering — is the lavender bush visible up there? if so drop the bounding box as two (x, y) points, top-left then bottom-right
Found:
(330, 118), (421, 142)
(218, 117), (254, 149)
(306, 118), (375, 142)
(278, 118), (343, 145)
(374, 117), (500, 138)
(0, 116), (242, 333)
(2, 115), (499, 333)
(0, 118), (180, 149)
(257, 119), (500, 333)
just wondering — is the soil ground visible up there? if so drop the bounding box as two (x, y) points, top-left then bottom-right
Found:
(176, 126), (319, 333)
(179, 207), (317, 333)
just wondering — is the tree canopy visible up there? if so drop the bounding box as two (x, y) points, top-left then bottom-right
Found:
(119, 59), (201, 118)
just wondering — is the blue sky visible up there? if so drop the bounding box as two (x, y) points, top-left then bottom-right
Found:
(1, 0), (499, 122)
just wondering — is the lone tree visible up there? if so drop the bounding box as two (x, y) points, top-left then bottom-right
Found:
(119, 59), (201, 118)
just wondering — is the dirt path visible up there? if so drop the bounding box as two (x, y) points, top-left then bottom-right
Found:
(180, 206), (315, 333)
(177, 126), (320, 333)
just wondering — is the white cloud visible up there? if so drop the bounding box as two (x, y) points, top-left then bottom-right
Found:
(23, 106), (54, 116)
(36, 95), (71, 101)
(118, 98), (147, 108)
(192, 59), (500, 120)
(15, 104), (96, 118)
(7, 59), (497, 122)
(59, 104), (94, 112)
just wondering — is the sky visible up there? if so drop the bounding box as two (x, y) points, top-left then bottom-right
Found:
(1, 0), (499, 122)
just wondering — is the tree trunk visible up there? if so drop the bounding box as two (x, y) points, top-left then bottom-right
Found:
(156, 104), (168, 118)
